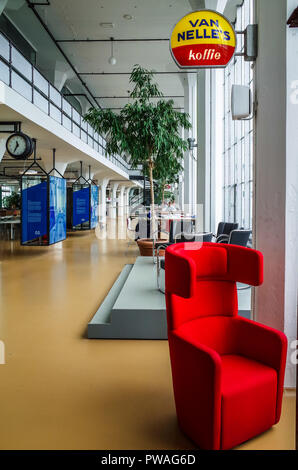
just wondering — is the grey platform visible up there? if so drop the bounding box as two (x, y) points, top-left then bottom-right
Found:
(88, 257), (167, 339)
(88, 256), (251, 340)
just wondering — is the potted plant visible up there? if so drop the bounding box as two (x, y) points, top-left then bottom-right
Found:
(84, 65), (191, 238)
(3, 191), (21, 215)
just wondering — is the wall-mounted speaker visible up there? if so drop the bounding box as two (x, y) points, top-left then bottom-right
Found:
(231, 85), (252, 120)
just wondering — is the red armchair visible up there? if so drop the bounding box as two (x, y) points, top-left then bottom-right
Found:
(165, 242), (287, 450)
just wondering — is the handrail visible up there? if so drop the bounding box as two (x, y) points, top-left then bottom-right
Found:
(0, 30), (131, 174)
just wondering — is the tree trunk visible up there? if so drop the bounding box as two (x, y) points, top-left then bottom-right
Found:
(162, 184), (165, 206)
(148, 159), (154, 208)
(148, 158), (156, 239)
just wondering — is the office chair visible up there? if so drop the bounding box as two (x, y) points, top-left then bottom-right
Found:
(215, 222), (239, 243)
(217, 229), (251, 247)
(156, 232), (213, 293)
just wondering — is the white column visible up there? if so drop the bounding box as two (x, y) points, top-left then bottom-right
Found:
(117, 186), (125, 217)
(183, 73), (197, 215)
(254, 0), (297, 387)
(124, 187), (131, 214)
(98, 178), (109, 224)
(196, 69), (216, 233)
(285, 0), (298, 388)
(110, 182), (119, 219)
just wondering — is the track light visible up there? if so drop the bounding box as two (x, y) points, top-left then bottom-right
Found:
(108, 37), (117, 65)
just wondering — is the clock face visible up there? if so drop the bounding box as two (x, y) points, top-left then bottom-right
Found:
(6, 133), (32, 159)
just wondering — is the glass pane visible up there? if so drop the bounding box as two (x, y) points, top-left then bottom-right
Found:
(88, 135), (94, 147)
(72, 108), (80, 125)
(73, 123), (80, 138)
(11, 71), (32, 101)
(81, 130), (87, 143)
(49, 103), (61, 123)
(62, 114), (71, 131)
(33, 89), (48, 113)
(11, 46), (32, 80)
(49, 85), (61, 107)
(0, 60), (9, 84)
(0, 33), (9, 61)
(87, 123), (93, 137)
(33, 68), (48, 96)
(62, 98), (71, 116)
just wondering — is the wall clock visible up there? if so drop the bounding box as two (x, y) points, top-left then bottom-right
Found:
(6, 132), (34, 160)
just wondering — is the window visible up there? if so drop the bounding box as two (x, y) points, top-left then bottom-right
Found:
(222, 0), (254, 229)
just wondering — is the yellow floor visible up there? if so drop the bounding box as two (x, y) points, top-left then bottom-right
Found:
(0, 223), (295, 450)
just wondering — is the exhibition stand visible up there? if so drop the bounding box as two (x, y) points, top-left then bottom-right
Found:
(67, 162), (99, 231)
(21, 147), (67, 246)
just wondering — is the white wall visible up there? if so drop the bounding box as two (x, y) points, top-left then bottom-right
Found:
(254, 0), (297, 387)
(285, 0), (298, 387)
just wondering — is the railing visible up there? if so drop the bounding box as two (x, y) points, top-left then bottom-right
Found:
(0, 31), (129, 174)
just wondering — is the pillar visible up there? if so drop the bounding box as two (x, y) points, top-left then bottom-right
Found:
(98, 178), (109, 224)
(183, 73), (197, 215)
(254, 0), (298, 387)
(124, 187), (131, 214)
(110, 182), (119, 219)
(117, 186), (125, 217)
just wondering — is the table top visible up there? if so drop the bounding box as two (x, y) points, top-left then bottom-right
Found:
(0, 218), (20, 224)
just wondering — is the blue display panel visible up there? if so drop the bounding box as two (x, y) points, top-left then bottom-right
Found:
(49, 176), (67, 245)
(21, 179), (47, 244)
(73, 187), (90, 226)
(90, 185), (99, 229)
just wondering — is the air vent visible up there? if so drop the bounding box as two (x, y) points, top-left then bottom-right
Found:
(100, 22), (115, 29)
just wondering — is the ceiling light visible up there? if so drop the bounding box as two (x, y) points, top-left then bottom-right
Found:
(108, 37), (117, 65)
(123, 14), (133, 20)
(100, 22), (115, 28)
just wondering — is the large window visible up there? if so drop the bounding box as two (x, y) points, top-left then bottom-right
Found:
(222, 0), (254, 229)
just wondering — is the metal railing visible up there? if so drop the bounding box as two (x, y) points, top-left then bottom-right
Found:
(0, 30), (130, 174)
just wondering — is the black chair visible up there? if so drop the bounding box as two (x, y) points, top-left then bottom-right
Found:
(134, 214), (152, 240)
(169, 219), (193, 243)
(174, 232), (213, 243)
(157, 232), (213, 293)
(215, 222), (239, 243)
(217, 229), (251, 247)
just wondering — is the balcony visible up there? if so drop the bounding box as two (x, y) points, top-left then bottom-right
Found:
(0, 31), (130, 175)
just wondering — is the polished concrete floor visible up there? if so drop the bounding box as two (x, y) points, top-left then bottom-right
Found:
(0, 223), (295, 450)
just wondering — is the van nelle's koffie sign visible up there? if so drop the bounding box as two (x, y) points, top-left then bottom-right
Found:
(170, 10), (236, 68)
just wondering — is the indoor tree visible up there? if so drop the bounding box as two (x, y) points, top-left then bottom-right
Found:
(152, 152), (183, 206)
(84, 65), (191, 228)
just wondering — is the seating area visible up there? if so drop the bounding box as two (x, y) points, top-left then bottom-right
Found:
(0, 0), (296, 458)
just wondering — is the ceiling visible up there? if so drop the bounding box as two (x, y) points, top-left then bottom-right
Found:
(3, 0), (241, 113)
(43, 0), (194, 111)
(4, 0), (198, 112)
(0, 0), (241, 180)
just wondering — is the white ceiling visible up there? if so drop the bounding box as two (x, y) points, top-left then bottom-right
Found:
(30, 0), (195, 111)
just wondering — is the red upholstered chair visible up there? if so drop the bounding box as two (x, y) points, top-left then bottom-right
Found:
(165, 242), (287, 450)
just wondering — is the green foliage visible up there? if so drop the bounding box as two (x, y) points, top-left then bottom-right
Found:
(84, 65), (191, 209)
(2, 191), (21, 209)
